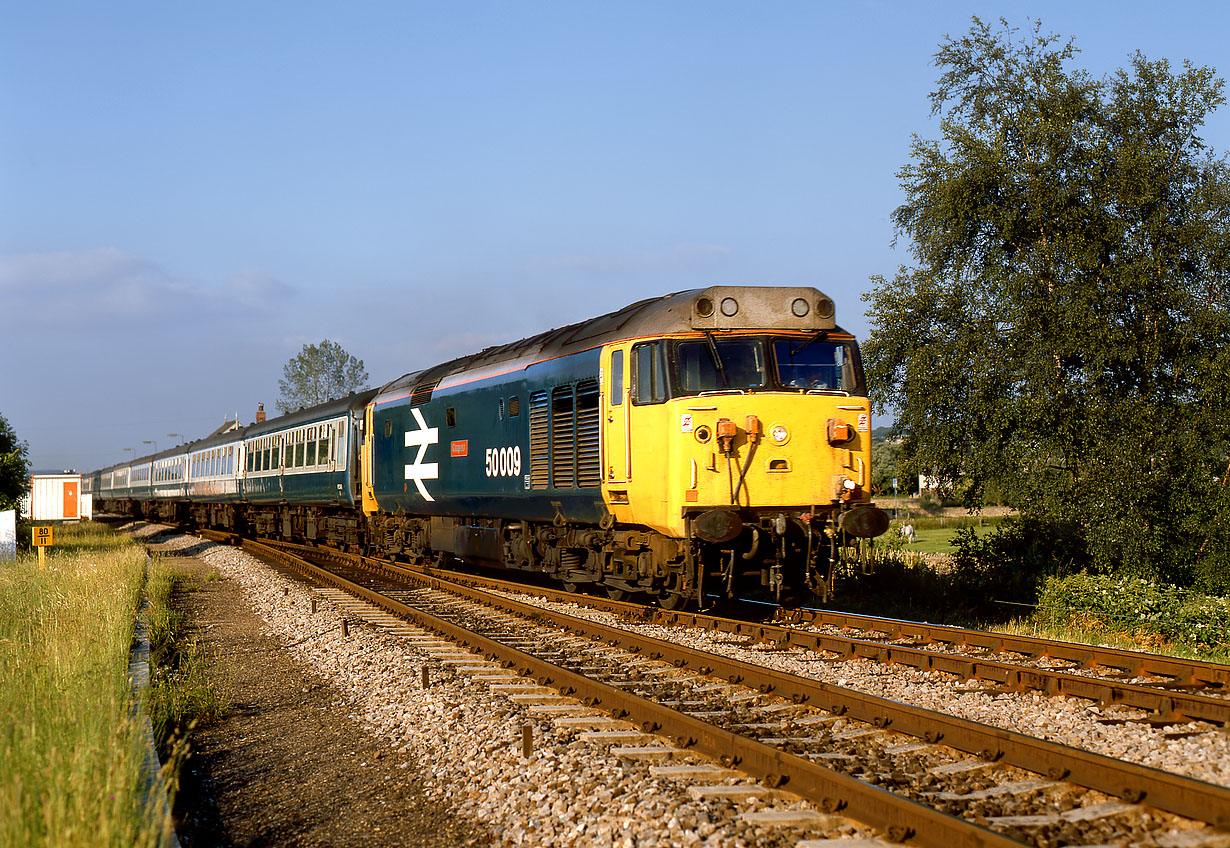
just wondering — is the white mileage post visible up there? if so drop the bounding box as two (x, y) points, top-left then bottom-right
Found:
(32, 525), (53, 569)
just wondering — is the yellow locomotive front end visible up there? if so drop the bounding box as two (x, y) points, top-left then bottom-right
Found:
(601, 287), (888, 604)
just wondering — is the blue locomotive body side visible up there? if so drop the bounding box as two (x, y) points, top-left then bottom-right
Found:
(369, 347), (604, 525)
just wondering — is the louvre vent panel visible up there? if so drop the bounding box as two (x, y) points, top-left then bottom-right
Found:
(529, 391), (550, 490)
(410, 379), (439, 407)
(575, 380), (601, 489)
(551, 387), (575, 489)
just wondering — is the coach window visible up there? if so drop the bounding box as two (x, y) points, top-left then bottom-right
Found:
(611, 350), (624, 405)
(318, 436), (330, 465)
(296, 441), (305, 467)
(307, 440), (317, 466)
(631, 341), (668, 405)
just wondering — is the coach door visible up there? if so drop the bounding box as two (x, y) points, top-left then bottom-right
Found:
(602, 345), (630, 484)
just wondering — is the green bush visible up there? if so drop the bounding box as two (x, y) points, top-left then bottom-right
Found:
(1036, 573), (1230, 653)
(830, 515), (1075, 624)
(944, 515), (1083, 619)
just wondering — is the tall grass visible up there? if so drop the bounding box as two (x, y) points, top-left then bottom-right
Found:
(144, 558), (229, 753)
(0, 522), (169, 847)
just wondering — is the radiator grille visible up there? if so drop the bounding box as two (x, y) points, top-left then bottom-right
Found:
(551, 386), (575, 488)
(528, 391), (550, 490)
(575, 380), (601, 489)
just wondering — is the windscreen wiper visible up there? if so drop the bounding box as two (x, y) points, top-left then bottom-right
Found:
(704, 331), (729, 387)
(790, 331), (827, 358)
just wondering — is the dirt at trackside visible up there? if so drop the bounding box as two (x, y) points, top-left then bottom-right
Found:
(165, 552), (488, 847)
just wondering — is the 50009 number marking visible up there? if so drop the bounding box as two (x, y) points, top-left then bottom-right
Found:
(485, 446), (522, 478)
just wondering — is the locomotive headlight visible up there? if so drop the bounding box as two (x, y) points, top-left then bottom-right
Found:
(769, 423), (790, 445)
(816, 296), (835, 320)
(791, 298), (810, 317)
(720, 297), (739, 317)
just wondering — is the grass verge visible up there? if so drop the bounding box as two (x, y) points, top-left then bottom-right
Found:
(0, 521), (167, 847)
(144, 556), (229, 762)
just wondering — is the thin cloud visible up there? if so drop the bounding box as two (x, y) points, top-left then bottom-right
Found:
(0, 248), (295, 327)
(229, 267), (296, 305)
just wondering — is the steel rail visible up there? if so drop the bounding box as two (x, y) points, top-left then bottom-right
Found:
(242, 537), (1024, 848)
(212, 533), (1230, 726)
(249, 537), (1230, 830)
(784, 607), (1230, 690)
(368, 553), (1230, 726)
(659, 612), (1230, 727)
(398, 567), (1230, 830)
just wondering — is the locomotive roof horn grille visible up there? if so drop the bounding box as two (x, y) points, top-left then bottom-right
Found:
(690, 286), (836, 332)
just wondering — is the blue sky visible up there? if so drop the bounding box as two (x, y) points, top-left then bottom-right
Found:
(3, 1), (1228, 472)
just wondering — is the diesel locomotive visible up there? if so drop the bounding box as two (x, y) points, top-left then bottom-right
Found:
(89, 286), (889, 606)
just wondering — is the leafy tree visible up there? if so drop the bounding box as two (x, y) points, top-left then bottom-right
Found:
(869, 433), (907, 496)
(863, 18), (1230, 588)
(276, 340), (370, 414)
(1, 413), (30, 512)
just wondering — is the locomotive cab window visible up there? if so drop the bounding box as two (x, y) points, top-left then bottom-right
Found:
(631, 341), (668, 405)
(772, 338), (860, 393)
(629, 335), (870, 399)
(610, 351), (624, 405)
(672, 338), (766, 394)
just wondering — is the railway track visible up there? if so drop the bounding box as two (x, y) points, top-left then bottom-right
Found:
(328, 547), (1230, 727)
(200, 531), (1230, 848)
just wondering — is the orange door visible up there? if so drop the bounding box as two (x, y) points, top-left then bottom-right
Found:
(63, 482), (78, 519)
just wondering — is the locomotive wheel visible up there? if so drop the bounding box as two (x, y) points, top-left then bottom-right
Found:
(657, 591), (688, 610)
(562, 581), (580, 593)
(605, 586), (629, 601)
